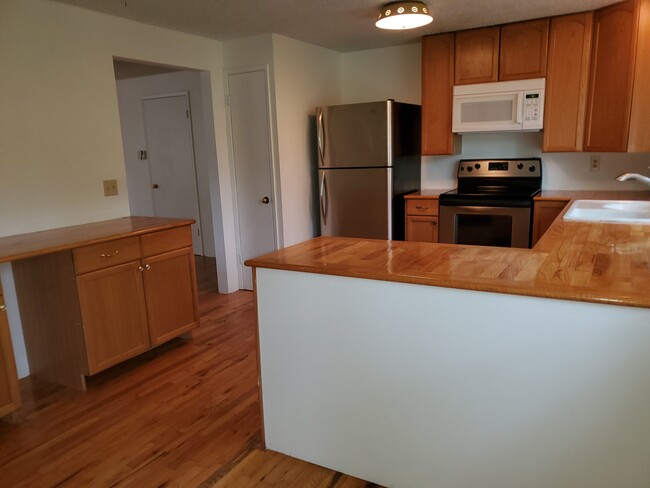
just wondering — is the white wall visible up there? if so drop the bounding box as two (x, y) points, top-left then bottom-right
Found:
(341, 43), (421, 105)
(271, 34), (342, 245)
(0, 0), (241, 378)
(257, 268), (650, 488)
(422, 133), (650, 190)
(115, 70), (217, 257)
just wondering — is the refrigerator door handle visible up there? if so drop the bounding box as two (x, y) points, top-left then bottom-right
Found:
(317, 110), (325, 165)
(320, 172), (328, 226)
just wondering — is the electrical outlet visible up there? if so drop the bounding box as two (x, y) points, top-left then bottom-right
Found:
(103, 179), (118, 196)
(590, 156), (600, 172)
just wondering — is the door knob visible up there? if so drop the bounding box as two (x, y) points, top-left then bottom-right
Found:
(152, 184), (159, 189)
(261, 196), (270, 204)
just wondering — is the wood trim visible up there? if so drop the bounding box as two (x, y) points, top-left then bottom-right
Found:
(12, 252), (88, 390)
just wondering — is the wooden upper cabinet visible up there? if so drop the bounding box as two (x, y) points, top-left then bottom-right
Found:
(499, 18), (549, 80)
(628, 0), (650, 152)
(584, 0), (640, 152)
(422, 34), (456, 155)
(543, 12), (594, 152)
(454, 26), (500, 84)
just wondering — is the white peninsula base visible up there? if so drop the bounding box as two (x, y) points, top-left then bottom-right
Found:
(255, 267), (650, 488)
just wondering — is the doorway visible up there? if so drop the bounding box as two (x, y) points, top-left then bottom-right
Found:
(142, 93), (203, 255)
(113, 60), (219, 266)
(226, 67), (281, 290)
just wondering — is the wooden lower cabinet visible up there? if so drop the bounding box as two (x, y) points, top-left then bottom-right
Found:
(406, 216), (439, 243)
(12, 225), (200, 390)
(0, 289), (21, 417)
(532, 199), (570, 246)
(77, 261), (150, 375)
(142, 247), (199, 346)
(405, 196), (439, 243)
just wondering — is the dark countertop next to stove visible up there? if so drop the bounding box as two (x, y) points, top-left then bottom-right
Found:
(248, 190), (650, 308)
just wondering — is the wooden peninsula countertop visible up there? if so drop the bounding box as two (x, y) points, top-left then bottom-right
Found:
(247, 192), (650, 309)
(0, 216), (195, 264)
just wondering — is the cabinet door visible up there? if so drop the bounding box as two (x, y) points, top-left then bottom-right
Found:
(406, 216), (439, 243)
(499, 18), (549, 81)
(455, 27), (500, 85)
(543, 12), (593, 152)
(422, 34), (455, 155)
(584, 0), (639, 152)
(628, 0), (650, 152)
(0, 294), (21, 417)
(531, 200), (570, 246)
(142, 247), (199, 347)
(77, 261), (150, 375)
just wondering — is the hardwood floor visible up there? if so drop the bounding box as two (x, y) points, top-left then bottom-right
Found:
(0, 257), (378, 487)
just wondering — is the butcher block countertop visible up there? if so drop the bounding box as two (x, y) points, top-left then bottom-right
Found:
(247, 191), (650, 309)
(0, 217), (195, 264)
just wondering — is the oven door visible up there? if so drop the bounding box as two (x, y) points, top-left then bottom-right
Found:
(439, 205), (531, 248)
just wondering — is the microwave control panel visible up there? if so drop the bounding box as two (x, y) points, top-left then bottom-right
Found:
(522, 91), (544, 130)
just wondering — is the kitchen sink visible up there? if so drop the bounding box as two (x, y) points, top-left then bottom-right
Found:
(563, 199), (650, 224)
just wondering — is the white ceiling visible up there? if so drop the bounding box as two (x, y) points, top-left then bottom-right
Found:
(51, 0), (620, 52)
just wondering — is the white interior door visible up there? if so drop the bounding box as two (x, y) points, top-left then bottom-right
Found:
(227, 69), (277, 290)
(142, 94), (203, 255)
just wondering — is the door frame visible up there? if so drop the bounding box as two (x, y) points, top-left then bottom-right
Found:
(224, 65), (283, 288)
(140, 91), (205, 255)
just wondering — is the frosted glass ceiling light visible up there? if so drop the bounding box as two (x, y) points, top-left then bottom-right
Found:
(376, 2), (433, 30)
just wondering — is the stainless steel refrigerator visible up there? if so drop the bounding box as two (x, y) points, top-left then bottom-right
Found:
(316, 100), (421, 240)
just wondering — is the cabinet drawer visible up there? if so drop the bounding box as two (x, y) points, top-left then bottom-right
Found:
(73, 237), (141, 275)
(406, 199), (439, 216)
(140, 226), (193, 258)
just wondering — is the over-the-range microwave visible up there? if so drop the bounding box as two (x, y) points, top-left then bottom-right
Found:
(452, 78), (545, 133)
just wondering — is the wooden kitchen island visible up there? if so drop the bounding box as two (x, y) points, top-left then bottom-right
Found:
(246, 198), (650, 488)
(0, 217), (200, 394)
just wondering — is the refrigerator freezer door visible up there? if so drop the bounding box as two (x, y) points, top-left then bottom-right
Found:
(317, 102), (390, 168)
(320, 168), (392, 239)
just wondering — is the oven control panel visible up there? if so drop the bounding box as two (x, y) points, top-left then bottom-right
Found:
(457, 158), (541, 178)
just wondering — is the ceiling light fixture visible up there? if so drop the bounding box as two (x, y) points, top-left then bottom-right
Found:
(375, 1), (433, 30)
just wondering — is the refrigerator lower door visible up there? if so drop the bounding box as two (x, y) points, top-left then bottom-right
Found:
(319, 168), (392, 239)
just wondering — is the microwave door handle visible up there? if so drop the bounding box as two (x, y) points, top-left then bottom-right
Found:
(515, 93), (523, 124)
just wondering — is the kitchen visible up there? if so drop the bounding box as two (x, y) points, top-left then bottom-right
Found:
(1, 0), (650, 486)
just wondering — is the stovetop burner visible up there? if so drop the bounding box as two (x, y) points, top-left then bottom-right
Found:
(440, 158), (542, 207)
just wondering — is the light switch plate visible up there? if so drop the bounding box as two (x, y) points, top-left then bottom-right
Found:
(103, 179), (118, 196)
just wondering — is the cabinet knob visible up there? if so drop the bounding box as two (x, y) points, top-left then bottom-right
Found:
(0, 304), (6, 312)
(138, 266), (144, 272)
(145, 264), (151, 270)
(261, 196), (270, 204)
(100, 250), (120, 258)
(152, 184), (159, 189)
(415, 206), (429, 210)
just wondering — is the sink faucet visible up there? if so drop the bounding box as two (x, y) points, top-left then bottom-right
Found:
(616, 167), (650, 187)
